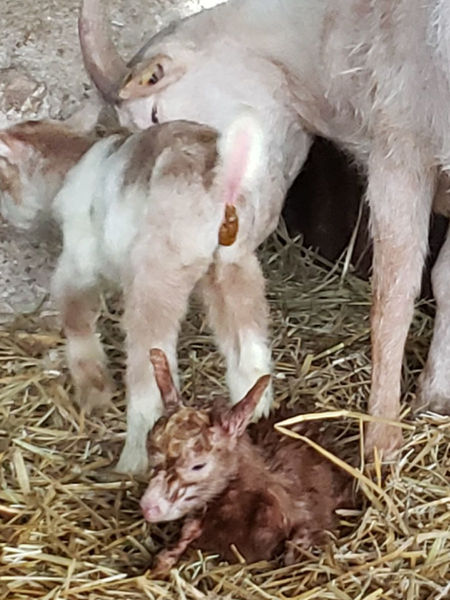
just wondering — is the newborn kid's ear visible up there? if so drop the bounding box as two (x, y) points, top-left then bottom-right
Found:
(220, 375), (271, 438)
(149, 348), (183, 415)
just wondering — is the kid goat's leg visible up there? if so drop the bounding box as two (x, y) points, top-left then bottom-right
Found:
(199, 252), (272, 418)
(116, 259), (208, 475)
(366, 140), (434, 459)
(153, 518), (203, 576)
(52, 259), (113, 411)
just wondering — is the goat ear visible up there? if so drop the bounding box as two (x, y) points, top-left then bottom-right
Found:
(63, 98), (104, 134)
(0, 133), (30, 163)
(0, 139), (11, 176)
(0, 135), (21, 194)
(0, 140), (11, 159)
(0, 134), (17, 161)
(218, 107), (265, 207)
(118, 55), (183, 101)
(149, 348), (182, 414)
(221, 375), (271, 437)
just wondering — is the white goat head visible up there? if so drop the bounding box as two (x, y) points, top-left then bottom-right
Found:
(78, 0), (290, 132)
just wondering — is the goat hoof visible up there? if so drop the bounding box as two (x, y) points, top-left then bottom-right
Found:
(414, 376), (450, 415)
(424, 395), (450, 415)
(152, 550), (178, 578)
(75, 379), (114, 414)
(115, 445), (149, 475)
(72, 360), (115, 413)
(364, 421), (403, 462)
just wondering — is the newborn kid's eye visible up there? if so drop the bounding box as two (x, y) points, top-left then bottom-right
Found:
(191, 463), (206, 471)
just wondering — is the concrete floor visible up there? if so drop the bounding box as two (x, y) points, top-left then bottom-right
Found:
(0, 0), (222, 321)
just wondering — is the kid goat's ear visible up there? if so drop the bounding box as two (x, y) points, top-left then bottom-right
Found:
(0, 134), (23, 160)
(0, 131), (34, 166)
(149, 348), (183, 415)
(220, 374), (271, 438)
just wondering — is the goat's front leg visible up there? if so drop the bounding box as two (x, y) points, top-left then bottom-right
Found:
(52, 261), (113, 412)
(152, 517), (203, 577)
(116, 262), (205, 474)
(199, 252), (272, 418)
(366, 142), (435, 459)
(417, 224), (450, 414)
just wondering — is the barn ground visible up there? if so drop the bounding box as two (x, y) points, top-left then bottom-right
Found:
(0, 2), (449, 599)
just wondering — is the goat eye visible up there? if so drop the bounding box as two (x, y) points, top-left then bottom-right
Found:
(191, 463), (206, 471)
(147, 63), (164, 86)
(151, 106), (159, 124)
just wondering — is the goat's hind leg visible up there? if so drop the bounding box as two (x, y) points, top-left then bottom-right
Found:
(52, 261), (113, 412)
(417, 223), (450, 414)
(199, 252), (272, 418)
(117, 259), (209, 474)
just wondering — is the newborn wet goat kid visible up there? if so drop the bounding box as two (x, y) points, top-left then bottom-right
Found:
(141, 349), (353, 573)
(0, 112), (271, 473)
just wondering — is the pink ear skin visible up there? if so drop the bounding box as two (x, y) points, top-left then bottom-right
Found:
(221, 374), (271, 438)
(149, 348), (182, 414)
(0, 134), (27, 162)
(0, 140), (12, 160)
(0, 136), (25, 206)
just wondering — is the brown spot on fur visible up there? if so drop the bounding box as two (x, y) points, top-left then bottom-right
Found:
(123, 121), (218, 189)
(7, 121), (96, 175)
(149, 407), (212, 463)
(61, 295), (99, 336)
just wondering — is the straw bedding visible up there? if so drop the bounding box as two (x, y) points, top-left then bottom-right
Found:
(0, 226), (449, 600)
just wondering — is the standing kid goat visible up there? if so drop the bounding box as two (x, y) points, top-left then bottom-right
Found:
(0, 111), (274, 473)
(79, 0), (450, 462)
(141, 348), (353, 574)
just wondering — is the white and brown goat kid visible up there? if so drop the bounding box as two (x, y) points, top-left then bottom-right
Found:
(141, 349), (353, 574)
(0, 112), (273, 473)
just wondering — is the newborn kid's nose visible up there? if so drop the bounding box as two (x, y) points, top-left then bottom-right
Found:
(140, 500), (162, 522)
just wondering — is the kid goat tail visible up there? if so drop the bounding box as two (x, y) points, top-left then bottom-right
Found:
(218, 106), (265, 207)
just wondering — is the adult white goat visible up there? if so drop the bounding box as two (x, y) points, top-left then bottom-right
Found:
(79, 0), (450, 463)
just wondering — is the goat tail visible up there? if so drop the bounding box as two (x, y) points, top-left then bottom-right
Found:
(218, 106), (265, 207)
